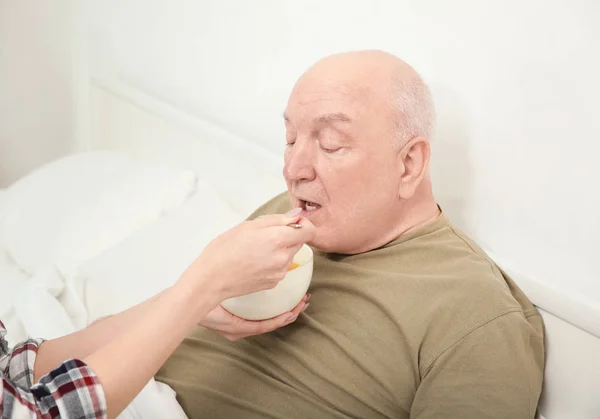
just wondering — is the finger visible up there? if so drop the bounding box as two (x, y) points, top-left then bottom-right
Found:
(289, 217), (316, 244)
(229, 313), (293, 335)
(288, 295), (310, 316)
(230, 302), (308, 336)
(215, 331), (244, 342)
(222, 298), (310, 340)
(221, 333), (241, 342)
(266, 299), (309, 325)
(251, 209), (302, 228)
(272, 219), (316, 248)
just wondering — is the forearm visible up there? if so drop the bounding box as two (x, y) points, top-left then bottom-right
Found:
(34, 290), (164, 382)
(84, 272), (220, 418)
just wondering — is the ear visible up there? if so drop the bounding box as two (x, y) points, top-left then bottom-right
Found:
(396, 136), (430, 199)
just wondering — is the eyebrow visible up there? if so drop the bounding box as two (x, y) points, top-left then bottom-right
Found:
(282, 112), (352, 124)
(315, 112), (352, 124)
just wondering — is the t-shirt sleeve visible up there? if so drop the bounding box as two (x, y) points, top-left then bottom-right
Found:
(411, 311), (545, 419)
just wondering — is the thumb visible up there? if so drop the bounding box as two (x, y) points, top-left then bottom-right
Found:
(254, 208), (302, 227)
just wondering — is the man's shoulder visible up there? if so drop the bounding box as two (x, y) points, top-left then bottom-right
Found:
(412, 222), (531, 315)
(246, 192), (292, 220)
(386, 222), (543, 368)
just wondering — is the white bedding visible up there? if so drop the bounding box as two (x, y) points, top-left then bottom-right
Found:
(0, 151), (197, 276)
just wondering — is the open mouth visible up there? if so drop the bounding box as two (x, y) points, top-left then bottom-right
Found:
(299, 199), (322, 212)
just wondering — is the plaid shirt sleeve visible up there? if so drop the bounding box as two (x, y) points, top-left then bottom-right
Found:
(1, 320), (107, 418)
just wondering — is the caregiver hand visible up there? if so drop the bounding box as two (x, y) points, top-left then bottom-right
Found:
(198, 293), (311, 341)
(185, 208), (316, 301)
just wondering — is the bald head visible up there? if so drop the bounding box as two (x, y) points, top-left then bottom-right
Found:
(292, 50), (435, 148)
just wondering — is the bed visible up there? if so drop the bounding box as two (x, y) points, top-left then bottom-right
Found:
(0, 79), (598, 419)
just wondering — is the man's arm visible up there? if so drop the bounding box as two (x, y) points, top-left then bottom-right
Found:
(33, 291), (164, 382)
(411, 312), (545, 419)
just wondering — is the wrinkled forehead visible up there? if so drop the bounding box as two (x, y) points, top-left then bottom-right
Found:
(284, 79), (372, 126)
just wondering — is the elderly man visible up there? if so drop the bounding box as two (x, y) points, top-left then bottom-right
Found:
(156, 50), (545, 419)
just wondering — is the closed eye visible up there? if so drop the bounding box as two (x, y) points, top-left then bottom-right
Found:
(321, 146), (341, 153)
(317, 129), (345, 154)
(318, 139), (341, 153)
(285, 134), (296, 147)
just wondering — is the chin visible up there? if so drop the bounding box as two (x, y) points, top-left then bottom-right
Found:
(307, 234), (340, 254)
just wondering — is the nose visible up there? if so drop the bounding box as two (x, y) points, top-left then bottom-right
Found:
(283, 139), (316, 183)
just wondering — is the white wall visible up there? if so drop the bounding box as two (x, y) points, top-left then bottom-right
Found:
(0, 0), (89, 187)
(88, 0), (600, 305)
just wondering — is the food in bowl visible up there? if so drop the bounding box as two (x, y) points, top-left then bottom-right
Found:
(220, 244), (313, 320)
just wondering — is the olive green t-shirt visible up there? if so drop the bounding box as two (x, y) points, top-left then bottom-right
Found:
(156, 193), (545, 419)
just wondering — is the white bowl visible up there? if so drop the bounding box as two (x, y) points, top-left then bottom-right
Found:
(220, 244), (313, 320)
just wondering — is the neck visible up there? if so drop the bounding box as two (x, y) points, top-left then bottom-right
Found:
(394, 192), (440, 238)
(342, 183), (439, 255)
(368, 180), (440, 252)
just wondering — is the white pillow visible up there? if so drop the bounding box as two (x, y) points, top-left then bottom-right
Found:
(78, 181), (242, 322)
(0, 151), (197, 276)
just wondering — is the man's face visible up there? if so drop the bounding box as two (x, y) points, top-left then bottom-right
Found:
(283, 79), (403, 254)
